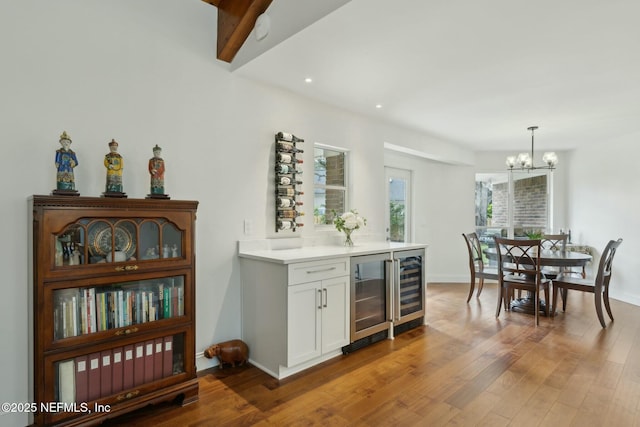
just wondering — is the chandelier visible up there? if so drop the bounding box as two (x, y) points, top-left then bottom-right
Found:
(505, 126), (558, 171)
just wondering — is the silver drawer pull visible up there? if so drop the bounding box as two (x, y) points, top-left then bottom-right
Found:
(306, 267), (336, 274)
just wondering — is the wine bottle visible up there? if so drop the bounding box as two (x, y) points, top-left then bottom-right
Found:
(277, 141), (304, 153)
(276, 164), (303, 174)
(278, 153), (292, 163)
(276, 132), (304, 143)
(278, 176), (303, 186)
(277, 188), (304, 196)
(277, 210), (305, 219)
(277, 154), (304, 164)
(277, 219), (304, 230)
(277, 197), (303, 208)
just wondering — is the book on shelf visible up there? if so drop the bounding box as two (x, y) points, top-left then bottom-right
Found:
(112, 347), (124, 394)
(154, 338), (164, 381)
(75, 355), (88, 402)
(58, 359), (75, 404)
(134, 342), (145, 386)
(122, 345), (134, 390)
(144, 340), (155, 383)
(87, 352), (101, 401)
(100, 350), (112, 397)
(163, 335), (173, 377)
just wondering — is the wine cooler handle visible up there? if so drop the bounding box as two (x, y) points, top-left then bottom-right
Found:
(394, 258), (401, 321)
(318, 289), (322, 309)
(385, 259), (394, 322)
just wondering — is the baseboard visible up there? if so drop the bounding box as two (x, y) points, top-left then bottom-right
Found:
(195, 350), (218, 372)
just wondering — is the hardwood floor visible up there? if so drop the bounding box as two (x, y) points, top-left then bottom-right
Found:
(104, 283), (640, 426)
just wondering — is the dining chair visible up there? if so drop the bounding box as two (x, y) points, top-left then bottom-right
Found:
(494, 237), (551, 325)
(542, 233), (588, 278)
(541, 234), (568, 251)
(552, 238), (623, 328)
(462, 232), (498, 302)
(540, 234), (569, 279)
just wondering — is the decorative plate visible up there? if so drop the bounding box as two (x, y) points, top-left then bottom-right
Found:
(88, 222), (136, 259)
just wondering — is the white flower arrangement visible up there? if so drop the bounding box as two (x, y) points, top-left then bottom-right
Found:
(333, 210), (366, 246)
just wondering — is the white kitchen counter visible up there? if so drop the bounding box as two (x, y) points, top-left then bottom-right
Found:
(238, 240), (428, 264)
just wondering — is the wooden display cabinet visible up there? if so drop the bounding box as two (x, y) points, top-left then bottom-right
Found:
(28, 195), (199, 426)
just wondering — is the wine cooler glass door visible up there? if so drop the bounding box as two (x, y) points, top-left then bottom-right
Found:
(394, 249), (425, 324)
(350, 253), (392, 341)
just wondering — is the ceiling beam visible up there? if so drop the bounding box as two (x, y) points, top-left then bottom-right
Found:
(203, 0), (273, 63)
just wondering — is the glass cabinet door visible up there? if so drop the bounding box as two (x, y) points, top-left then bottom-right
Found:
(52, 276), (185, 340)
(53, 332), (186, 403)
(393, 249), (425, 324)
(53, 218), (185, 267)
(397, 254), (424, 317)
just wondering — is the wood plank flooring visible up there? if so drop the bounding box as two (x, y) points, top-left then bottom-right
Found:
(103, 283), (640, 426)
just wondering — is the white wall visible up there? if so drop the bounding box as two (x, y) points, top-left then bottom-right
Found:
(566, 134), (640, 305)
(0, 2), (472, 425)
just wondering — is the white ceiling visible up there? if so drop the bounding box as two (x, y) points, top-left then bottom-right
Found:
(232, 0), (640, 152)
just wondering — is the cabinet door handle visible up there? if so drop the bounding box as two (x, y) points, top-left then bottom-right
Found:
(306, 266), (336, 274)
(116, 390), (140, 401)
(115, 265), (139, 272)
(323, 288), (328, 308)
(115, 327), (139, 336)
(318, 289), (323, 309)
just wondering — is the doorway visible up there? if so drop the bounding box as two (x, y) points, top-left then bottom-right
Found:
(385, 167), (412, 242)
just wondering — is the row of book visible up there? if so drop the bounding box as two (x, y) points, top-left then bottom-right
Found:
(57, 335), (181, 403)
(54, 282), (184, 339)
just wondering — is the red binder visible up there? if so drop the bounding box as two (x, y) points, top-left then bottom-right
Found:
(144, 340), (155, 383)
(100, 350), (112, 397)
(163, 336), (173, 377)
(75, 355), (88, 402)
(111, 347), (123, 393)
(87, 352), (101, 401)
(154, 338), (164, 380)
(134, 342), (145, 386)
(122, 345), (134, 390)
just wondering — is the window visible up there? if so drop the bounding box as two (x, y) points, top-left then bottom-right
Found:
(314, 144), (348, 226)
(475, 170), (552, 262)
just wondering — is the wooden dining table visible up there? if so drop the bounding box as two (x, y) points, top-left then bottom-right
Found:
(483, 247), (592, 315)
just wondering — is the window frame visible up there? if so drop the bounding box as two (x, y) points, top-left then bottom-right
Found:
(474, 170), (553, 238)
(313, 143), (350, 229)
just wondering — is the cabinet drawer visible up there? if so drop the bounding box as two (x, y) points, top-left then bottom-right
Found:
(288, 258), (349, 285)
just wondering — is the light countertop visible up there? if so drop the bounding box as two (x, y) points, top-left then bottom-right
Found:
(238, 241), (428, 264)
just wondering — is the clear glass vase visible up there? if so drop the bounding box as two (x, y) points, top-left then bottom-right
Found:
(343, 229), (354, 246)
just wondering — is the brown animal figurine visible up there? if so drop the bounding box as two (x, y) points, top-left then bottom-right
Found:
(204, 339), (249, 367)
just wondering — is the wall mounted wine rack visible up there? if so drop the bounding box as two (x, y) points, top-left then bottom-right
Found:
(274, 131), (304, 232)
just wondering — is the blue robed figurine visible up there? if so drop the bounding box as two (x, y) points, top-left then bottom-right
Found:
(53, 131), (79, 195)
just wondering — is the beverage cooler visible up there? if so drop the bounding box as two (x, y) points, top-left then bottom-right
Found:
(392, 249), (426, 328)
(349, 253), (392, 342)
(346, 248), (425, 348)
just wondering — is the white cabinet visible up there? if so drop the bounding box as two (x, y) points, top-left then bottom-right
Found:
(240, 256), (349, 379)
(287, 275), (349, 367)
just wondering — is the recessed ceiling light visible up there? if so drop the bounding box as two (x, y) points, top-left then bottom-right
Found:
(375, 104), (383, 109)
(304, 77), (313, 83)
